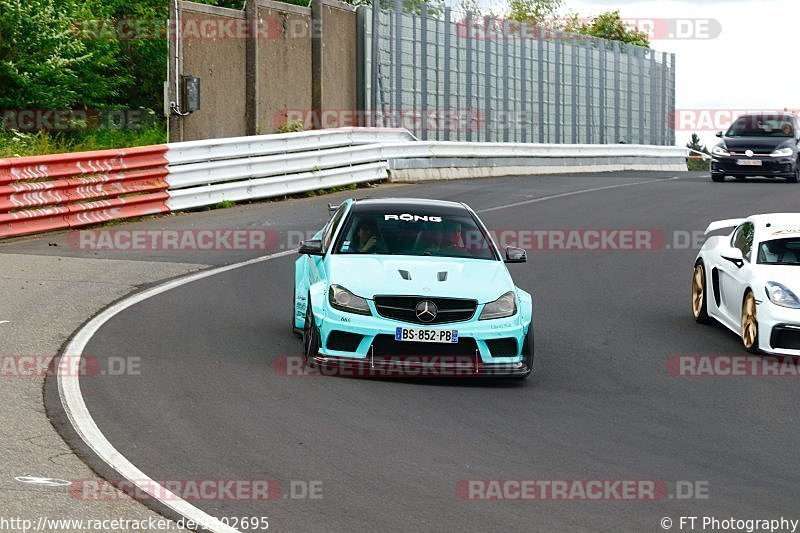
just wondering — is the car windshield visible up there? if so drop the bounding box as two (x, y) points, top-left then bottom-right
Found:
(335, 211), (496, 260)
(726, 116), (795, 137)
(757, 237), (800, 265)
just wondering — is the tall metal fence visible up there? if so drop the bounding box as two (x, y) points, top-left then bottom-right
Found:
(360, 2), (676, 145)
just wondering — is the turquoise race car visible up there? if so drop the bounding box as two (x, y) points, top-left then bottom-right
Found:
(293, 198), (533, 378)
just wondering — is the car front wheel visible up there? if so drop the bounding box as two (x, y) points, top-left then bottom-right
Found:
(692, 262), (711, 323)
(741, 291), (760, 354)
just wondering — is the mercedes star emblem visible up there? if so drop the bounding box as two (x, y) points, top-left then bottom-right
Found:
(415, 300), (438, 322)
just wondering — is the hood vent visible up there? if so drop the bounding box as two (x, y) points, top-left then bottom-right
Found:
(398, 269), (411, 280)
(437, 271), (448, 282)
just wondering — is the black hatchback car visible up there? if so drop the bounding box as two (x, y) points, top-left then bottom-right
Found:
(710, 113), (800, 183)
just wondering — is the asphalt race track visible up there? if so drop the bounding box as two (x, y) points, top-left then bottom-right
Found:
(46, 172), (800, 531)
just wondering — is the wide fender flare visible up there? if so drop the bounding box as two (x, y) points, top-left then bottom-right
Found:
(517, 288), (533, 332)
(308, 281), (328, 326)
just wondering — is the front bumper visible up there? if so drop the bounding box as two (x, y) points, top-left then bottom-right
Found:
(313, 303), (531, 376)
(309, 354), (531, 377)
(758, 302), (800, 356)
(711, 156), (795, 177)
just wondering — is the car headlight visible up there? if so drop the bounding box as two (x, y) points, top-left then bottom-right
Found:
(711, 145), (729, 157)
(770, 147), (794, 158)
(765, 281), (800, 309)
(328, 284), (372, 315)
(479, 291), (517, 320)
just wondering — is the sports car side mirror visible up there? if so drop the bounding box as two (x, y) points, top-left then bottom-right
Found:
(505, 246), (527, 263)
(721, 247), (744, 268)
(715, 131), (723, 138)
(299, 239), (324, 256)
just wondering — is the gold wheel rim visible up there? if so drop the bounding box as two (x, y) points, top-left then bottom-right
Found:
(691, 265), (704, 317)
(742, 293), (757, 349)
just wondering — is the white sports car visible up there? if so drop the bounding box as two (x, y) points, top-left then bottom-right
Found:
(692, 213), (800, 355)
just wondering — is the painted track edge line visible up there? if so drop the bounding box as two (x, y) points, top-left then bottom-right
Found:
(477, 176), (680, 213)
(57, 249), (296, 533)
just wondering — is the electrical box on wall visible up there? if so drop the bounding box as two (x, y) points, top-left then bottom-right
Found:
(181, 75), (201, 113)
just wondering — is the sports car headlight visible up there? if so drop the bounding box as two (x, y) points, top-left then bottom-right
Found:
(711, 145), (729, 157)
(770, 147), (794, 157)
(765, 282), (800, 309)
(479, 291), (517, 320)
(329, 284), (372, 315)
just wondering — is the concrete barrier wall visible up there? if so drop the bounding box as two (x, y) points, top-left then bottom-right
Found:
(179, 4), (248, 141)
(175, 0), (359, 141)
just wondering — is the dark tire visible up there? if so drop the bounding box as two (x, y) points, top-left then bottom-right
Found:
(516, 327), (534, 379)
(303, 296), (320, 361)
(741, 290), (760, 354)
(787, 167), (799, 183)
(691, 262), (711, 324)
(711, 174), (725, 182)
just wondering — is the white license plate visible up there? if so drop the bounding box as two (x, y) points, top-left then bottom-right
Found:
(736, 159), (762, 166)
(395, 327), (458, 343)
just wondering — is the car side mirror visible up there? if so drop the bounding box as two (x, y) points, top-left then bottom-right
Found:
(721, 246), (744, 268)
(299, 239), (324, 256)
(715, 131), (723, 138)
(505, 246), (527, 263)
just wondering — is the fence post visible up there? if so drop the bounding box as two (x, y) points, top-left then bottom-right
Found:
(613, 41), (620, 144)
(420, 4), (428, 140)
(520, 22), (527, 143)
(465, 12), (473, 142)
(598, 39), (606, 144)
(502, 19), (510, 143)
(483, 15), (492, 142)
(443, 6), (451, 141)
(394, 0), (402, 129)
(370, 0), (380, 127)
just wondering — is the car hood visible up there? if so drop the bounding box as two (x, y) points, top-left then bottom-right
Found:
(722, 136), (793, 152)
(753, 265), (800, 294)
(327, 255), (514, 303)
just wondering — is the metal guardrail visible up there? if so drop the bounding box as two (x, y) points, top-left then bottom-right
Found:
(0, 146), (169, 238)
(0, 127), (688, 238)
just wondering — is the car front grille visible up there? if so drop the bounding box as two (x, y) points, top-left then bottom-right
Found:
(373, 296), (478, 324)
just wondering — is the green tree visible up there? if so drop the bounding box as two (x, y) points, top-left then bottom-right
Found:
(686, 133), (708, 155)
(686, 133), (709, 171)
(575, 10), (649, 47)
(507, 0), (562, 26)
(99, 0), (168, 110)
(0, 0), (127, 109)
